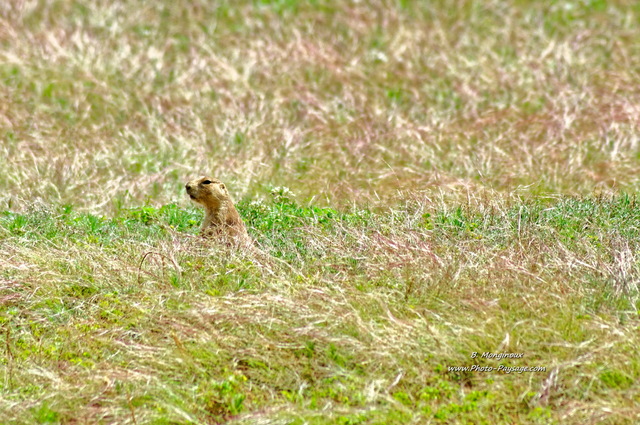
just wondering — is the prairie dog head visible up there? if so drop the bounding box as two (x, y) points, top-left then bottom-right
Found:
(185, 176), (230, 208)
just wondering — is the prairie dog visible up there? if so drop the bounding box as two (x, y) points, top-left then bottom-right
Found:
(185, 176), (249, 243)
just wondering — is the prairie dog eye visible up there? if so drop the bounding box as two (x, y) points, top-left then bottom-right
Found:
(202, 180), (212, 185)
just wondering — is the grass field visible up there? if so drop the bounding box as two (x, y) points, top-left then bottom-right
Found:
(1, 0), (639, 423)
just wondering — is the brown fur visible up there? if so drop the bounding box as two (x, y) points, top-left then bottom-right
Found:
(185, 176), (250, 244)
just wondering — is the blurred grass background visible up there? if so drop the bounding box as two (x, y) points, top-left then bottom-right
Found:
(2, 0), (640, 211)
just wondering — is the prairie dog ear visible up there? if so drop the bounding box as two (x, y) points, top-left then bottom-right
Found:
(219, 183), (226, 190)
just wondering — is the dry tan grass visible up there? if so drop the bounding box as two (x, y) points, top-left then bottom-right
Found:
(2, 1), (640, 212)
